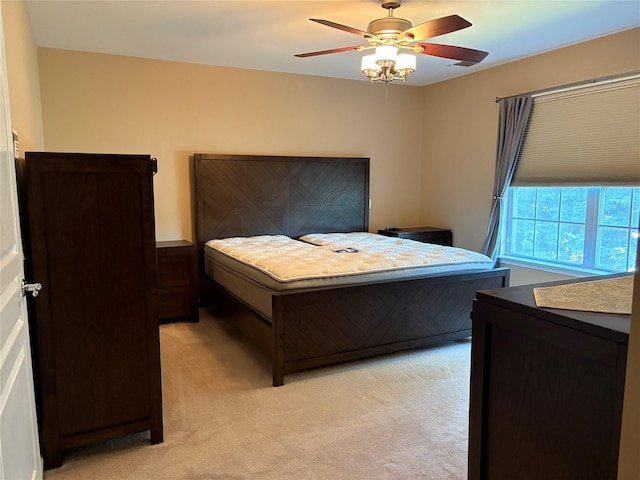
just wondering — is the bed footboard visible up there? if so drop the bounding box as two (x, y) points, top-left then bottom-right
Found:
(271, 267), (510, 386)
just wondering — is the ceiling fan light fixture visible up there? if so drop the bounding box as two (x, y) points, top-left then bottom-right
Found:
(297, 0), (488, 85)
(361, 48), (415, 83)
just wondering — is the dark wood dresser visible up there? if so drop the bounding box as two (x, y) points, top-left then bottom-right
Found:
(469, 277), (630, 480)
(377, 226), (452, 246)
(157, 240), (198, 323)
(18, 152), (163, 468)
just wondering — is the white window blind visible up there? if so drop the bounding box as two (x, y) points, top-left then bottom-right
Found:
(512, 75), (640, 186)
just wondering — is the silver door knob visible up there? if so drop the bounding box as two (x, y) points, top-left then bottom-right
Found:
(22, 280), (42, 298)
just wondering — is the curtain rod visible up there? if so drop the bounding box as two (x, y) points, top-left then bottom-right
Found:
(493, 70), (640, 102)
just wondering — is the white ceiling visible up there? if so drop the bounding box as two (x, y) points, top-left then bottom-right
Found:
(23, 0), (640, 86)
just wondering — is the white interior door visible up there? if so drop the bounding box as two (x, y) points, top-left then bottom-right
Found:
(0, 4), (42, 479)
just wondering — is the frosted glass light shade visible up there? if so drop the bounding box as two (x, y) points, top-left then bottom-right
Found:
(395, 53), (416, 72)
(361, 54), (380, 73)
(375, 45), (398, 65)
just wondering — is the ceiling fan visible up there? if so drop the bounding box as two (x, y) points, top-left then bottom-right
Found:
(295, 0), (489, 83)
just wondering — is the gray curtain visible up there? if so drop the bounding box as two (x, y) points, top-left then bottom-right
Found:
(481, 95), (533, 260)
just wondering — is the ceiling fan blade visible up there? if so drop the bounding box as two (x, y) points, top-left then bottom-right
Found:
(404, 15), (471, 42)
(310, 19), (377, 39)
(414, 43), (489, 63)
(295, 45), (364, 58)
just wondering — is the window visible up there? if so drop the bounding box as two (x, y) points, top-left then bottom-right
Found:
(495, 74), (640, 273)
(501, 186), (639, 273)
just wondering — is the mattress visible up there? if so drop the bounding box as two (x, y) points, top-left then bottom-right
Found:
(204, 233), (494, 320)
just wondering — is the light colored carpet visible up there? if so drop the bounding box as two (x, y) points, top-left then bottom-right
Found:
(43, 308), (472, 479)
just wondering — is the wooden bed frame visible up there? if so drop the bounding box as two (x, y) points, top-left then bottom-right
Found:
(194, 153), (510, 386)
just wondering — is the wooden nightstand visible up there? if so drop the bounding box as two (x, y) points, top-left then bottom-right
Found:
(156, 240), (199, 323)
(377, 226), (453, 246)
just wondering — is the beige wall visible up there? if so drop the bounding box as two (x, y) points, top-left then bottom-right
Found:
(419, 28), (640, 254)
(2, 0), (44, 151)
(37, 49), (424, 242)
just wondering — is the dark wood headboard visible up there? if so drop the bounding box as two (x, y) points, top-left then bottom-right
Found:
(194, 154), (370, 253)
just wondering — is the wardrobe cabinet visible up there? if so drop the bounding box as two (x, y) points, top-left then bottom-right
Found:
(17, 152), (163, 468)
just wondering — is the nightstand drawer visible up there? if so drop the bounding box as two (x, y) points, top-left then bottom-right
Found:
(156, 240), (198, 323)
(402, 231), (452, 245)
(158, 289), (191, 319)
(157, 255), (190, 287)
